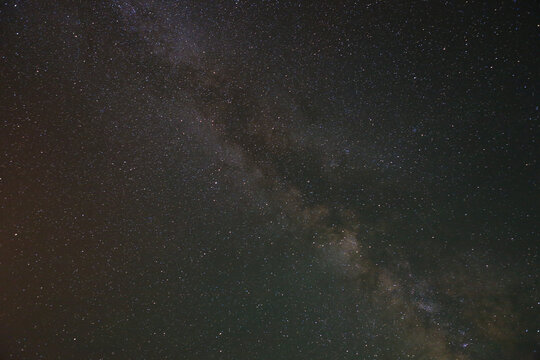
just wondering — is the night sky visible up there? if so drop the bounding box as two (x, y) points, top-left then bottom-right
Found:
(1, 1), (539, 359)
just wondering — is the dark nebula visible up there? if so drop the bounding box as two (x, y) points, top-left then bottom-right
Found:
(1, 1), (539, 359)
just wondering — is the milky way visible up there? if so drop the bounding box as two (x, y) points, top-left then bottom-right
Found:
(1, 1), (539, 359)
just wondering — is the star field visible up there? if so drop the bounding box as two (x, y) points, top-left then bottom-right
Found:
(1, 1), (539, 359)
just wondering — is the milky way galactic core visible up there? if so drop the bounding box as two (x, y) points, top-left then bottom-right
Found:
(1, 1), (539, 359)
